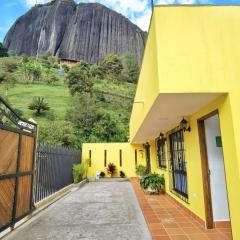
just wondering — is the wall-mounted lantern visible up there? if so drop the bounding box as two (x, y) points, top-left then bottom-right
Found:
(180, 118), (191, 132)
(159, 132), (167, 143)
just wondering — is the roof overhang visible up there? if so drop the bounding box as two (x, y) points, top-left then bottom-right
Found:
(131, 93), (225, 144)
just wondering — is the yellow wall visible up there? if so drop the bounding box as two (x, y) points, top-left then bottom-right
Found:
(144, 95), (240, 239)
(154, 6), (240, 94)
(82, 143), (146, 178)
(129, 15), (159, 141)
(82, 6), (240, 239)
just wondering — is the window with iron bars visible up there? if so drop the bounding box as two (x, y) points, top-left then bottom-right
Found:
(169, 129), (188, 202)
(156, 136), (166, 169)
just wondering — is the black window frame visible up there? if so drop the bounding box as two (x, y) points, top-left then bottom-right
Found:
(169, 129), (188, 202)
(156, 135), (167, 169)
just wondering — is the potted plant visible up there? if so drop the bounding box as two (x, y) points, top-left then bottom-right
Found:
(100, 171), (105, 178)
(140, 173), (165, 194)
(107, 163), (116, 177)
(135, 164), (146, 178)
(120, 170), (126, 178)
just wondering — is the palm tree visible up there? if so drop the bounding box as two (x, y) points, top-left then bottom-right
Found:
(28, 97), (50, 116)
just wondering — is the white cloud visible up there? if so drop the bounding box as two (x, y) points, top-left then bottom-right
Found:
(22, 0), (199, 31)
(133, 9), (152, 31)
(23, 0), (51, 7)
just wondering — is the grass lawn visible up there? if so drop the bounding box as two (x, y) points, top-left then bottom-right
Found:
(0, 79), (136, 127)
(0, 83), (70, 125)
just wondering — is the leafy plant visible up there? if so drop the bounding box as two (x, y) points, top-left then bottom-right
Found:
(72, 163), (85, 183)
(0, 43), (8, 58)
(120, 170), (126, 178)
(107, 163), (116, 177)
(38, 121), (76, 147)
(24, 60), (42, 82)
(140, 173), (165, 193)
(120, 53), (139, 83)
(61, 64), (70, 73)
(66, 61), (93, 95)
(28, 97), (50, 116)
(100, 54), (123, 77)
(100, 171), (105, 178)
(135, 164), (146, 177)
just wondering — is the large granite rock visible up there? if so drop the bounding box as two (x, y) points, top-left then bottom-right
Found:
(4, 0), (146, 65)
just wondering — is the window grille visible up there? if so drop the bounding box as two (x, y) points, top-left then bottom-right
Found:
(156, 135), (166, 169)
(169, 129), (188, 202)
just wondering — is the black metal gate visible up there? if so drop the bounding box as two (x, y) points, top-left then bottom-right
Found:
(34, 144), (81, 203)
(0, 97), (37, 232)
(169, 129), (188, 202)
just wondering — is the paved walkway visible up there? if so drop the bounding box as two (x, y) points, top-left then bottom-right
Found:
(130, 178), (232, 240)
(5, 181), (151, 240)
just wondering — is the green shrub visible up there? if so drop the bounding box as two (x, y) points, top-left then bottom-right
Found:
(135, 164), (146, 177)
(38, 121), (76, 147)
(72, 163), (85, 183)
(140, 173), (165, 192)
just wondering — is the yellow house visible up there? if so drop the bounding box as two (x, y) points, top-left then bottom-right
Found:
(82, 6), (240, 239)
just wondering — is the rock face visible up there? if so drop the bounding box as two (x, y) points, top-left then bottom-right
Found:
(4, 0), (146, 65)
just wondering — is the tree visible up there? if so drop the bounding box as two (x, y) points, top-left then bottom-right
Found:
(0, 57), (19, 95)
(40, 53), (59, 69)
(38, 121), (77, 147)
(89, 64), (104, 79)
(120, 53), (139, 83)
(61, 64), (70, 73)
(28, 97), (50, 116)
(100, 54), (123, 77)
(24, 60), (42, 82)
(89, 112), (128, 142)
(67, 94), (128, 145)
(45, 70), (60, 85)
(66, 61), (93, 95)
(0, 43), (8, 58)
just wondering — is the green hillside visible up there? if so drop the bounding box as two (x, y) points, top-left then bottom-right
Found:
(0, 80), (135, 126)
(0, 54), (137, 147)
(0, 83), (70, 125)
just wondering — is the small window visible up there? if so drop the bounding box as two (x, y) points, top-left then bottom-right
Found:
(135, 149), (138, 166)
(104, 150), (107, 167)
(156, 134), (166, 169)
(89, 150), (92, 167)
(119, 150), (122, 167)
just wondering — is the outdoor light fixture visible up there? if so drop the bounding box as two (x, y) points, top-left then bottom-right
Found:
(143, 142), (150, 148)
(159, 132), (167, 143)
(180, 118), (191, 132)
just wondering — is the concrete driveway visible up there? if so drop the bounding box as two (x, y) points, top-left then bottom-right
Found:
(5, 181), (151, 240)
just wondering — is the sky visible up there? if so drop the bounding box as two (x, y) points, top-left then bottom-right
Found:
(0, 0), (239, 42)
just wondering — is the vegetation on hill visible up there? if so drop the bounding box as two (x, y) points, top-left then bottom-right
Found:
(0, 43), (8, 58)
(0, 52), (138, 148)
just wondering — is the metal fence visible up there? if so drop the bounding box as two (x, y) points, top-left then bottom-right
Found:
(34, 143), (81, 204)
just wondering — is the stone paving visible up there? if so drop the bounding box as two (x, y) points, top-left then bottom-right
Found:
(5, 181), (151, 240)
(130, 178), (232, 240)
